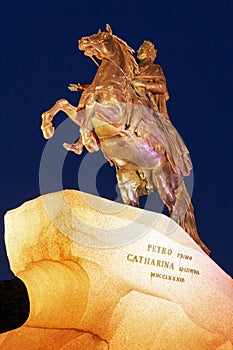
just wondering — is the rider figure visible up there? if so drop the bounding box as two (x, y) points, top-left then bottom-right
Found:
(132, 40), (171, 122)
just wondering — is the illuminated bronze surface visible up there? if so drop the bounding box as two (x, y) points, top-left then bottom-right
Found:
(41, 24), (209, 254)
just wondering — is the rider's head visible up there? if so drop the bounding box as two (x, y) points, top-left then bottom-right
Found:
(137, 41), (157, 62)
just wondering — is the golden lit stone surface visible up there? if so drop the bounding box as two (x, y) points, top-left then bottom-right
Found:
(1, 190), (232, 349)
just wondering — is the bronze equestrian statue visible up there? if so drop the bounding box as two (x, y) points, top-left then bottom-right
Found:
(41, 24), (210, 254)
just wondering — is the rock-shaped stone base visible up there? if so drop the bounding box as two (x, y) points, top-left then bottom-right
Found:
(0, 190), (232, 349)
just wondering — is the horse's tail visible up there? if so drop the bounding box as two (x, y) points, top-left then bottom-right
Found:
(175, 181), (211, 255)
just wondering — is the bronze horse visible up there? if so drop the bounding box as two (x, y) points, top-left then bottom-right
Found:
(41, 24), (209, 254)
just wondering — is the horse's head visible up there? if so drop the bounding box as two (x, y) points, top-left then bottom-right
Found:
(78, 24), (116, 60)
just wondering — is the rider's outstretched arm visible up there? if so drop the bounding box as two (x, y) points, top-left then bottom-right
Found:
(68, 83), (90, 91)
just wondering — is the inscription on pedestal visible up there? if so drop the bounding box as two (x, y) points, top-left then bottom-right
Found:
(126, 243), (200, 283)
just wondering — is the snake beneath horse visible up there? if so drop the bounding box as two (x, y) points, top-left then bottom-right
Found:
(41, 24), (210, 254)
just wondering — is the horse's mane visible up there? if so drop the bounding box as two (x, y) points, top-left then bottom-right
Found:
(112, 34), (139, 73)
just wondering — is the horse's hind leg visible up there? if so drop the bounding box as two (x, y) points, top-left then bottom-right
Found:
(151, 162), (178, 217)
(116, 169), (140, 207)
(41, 99), (82, 139)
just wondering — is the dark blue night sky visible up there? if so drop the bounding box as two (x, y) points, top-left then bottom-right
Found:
(0, 1), (232, 277)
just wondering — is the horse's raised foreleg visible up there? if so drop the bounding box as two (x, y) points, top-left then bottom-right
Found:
(41, 99), (82, 139)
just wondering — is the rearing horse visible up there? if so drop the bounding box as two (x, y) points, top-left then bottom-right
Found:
(41, 24), (210, 254)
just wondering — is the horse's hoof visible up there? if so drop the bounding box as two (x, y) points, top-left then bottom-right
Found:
(42, 125), (55, 139)
(63, 143), (83, 155)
